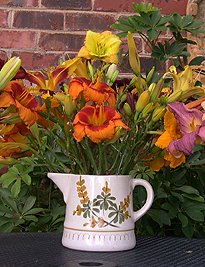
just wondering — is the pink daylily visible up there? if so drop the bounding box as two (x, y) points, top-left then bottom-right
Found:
(167, 102), (205, 156)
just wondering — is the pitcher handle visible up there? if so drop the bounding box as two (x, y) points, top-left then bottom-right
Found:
(131, 179), (154, 222)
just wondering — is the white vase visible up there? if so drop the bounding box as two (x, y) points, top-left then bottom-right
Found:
(47, 173), (154, 252)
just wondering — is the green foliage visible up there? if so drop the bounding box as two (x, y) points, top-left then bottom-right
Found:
(0, 162), (65, 233)
(110, 2), (205, 72)
(133, 144), (205, 238)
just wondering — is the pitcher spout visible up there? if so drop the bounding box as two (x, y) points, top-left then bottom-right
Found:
(47, 173), (70, 203)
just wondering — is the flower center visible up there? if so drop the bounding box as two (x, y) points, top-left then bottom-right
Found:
(88, 105), (106, 126)
(96, 41), (106, 56)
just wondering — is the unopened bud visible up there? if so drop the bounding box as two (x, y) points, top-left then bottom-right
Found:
(107, 127), (122, 144)
(128, 32), (140, 76)
(146, 67), (155, 83)
(141, 102), (155, 118)
(64, 95), (77, 117)
(150, 79), (164, 104)
(87, 61), (94, 80)
(1, 113), (21, 124)
(58, 58), (64, 65)
(135, 90), (150, 113)
(0, 57), (21, 90)
(151, 106), (166, 122)
(123, 103), (132, 117)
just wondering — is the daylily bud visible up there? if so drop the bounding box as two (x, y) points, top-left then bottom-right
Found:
(166, 90), (183, 104)
(159, 94), (166, 105)
(146, 67), (155, 83)
(127, 32), (140, 76)
(87, 61), (94, 80)
(151, 106), (166, 122)
(0, 156), (18, 165)
(149, 79), (164, 104)
(135, 90), (150, 113)
(141, 102), (155, 118)
(106, 64), (117, 80)
(64, 95), (77, 117)
(106, 127), (122, 144)
(0, 57), (21, 90)
(1, 113), (21, 124)
(0, 105), (17, 118)
(106, 64), (119, 86)
(123, 103), (132, 117)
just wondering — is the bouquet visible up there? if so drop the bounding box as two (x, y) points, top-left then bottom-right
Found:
(1, 2), (205, 235)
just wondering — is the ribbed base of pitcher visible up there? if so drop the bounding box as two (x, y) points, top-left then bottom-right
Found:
(62, 227), (136, 251)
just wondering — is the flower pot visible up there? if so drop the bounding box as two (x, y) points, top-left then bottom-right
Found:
(47, 173), (154, 252)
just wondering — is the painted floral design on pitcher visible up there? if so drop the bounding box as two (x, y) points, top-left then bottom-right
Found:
(73, 176), (131, 228)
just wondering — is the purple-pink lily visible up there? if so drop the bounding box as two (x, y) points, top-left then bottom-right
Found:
(167, 101), (205, 157)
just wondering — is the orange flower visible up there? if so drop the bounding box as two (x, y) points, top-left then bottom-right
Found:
(0, 122), (31, 157)
(155, 109), (186, 168)
(73, 104), (129, 143)
(69, 75), (116, 108)
(0, 81), (41, 126)
(102, 181), (111, 194)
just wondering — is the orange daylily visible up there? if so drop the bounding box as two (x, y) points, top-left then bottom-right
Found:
(69, 75), (116, 108)
(0, 122), (31, 157)
(0, 81), (41, 126)
(73, 104), (129, 143)
(155, 109), (186, 168)
(27, 57), (81, 97)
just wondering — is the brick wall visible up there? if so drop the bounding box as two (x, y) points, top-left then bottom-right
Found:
(0, 0), (188, 72)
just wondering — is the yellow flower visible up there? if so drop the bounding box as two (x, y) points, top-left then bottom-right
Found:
(78, 30), (121, 64)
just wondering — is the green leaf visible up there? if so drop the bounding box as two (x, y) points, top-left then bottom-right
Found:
(182, 221), (194, 238)
(182, 194), (204, 203)
(178, 213), (188, 227)
(0, 222), (14, 233)
(22, 196), (36, 214)
(21, 174), (31, 185)
(190, 158), (205, 166)
(110, 23), (134, 32)
(176, 186), (199, 196)
(189, 56), (205, 66)
(11, 179), (21, 197)
(186, 19), (204, 29)
(147, 28), (158, 41)
(185, 209), (204, 221)
(24, 208), (44, 215)
(23, 215), (38, 222)
(151, 11), (161, 25)
(2, 196), (18, 213)
(181, 15), (193, 28)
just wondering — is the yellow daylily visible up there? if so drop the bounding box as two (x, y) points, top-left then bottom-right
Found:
(78, 30), (122, 64)
(163, 65), (205, 103)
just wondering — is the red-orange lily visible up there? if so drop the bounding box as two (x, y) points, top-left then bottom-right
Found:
(27, 57), (81, 97)
(0, 81), (41, 126)
(73, 104), (129, 143)
(69, 74), (116, 108)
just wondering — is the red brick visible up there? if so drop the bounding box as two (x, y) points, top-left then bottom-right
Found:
(13, 11), (63, 30)
(38, 33), (85, 52)
(0, 0), (38, 7)
(0, 31), (35, 49)
(11, 51), (62, 70)
(0, 10), (8, 27)
(65, 13), (115, 31)
(0, 50), (8, 61)
(94, 0), (188, 15)
(41, 0), (91, 10)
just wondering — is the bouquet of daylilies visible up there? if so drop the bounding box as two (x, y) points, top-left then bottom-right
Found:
(0, 30), (205, 178)
(1, 2), (205, 236)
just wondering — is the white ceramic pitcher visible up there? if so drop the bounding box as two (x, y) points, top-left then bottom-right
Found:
(47, 173), (154, 251)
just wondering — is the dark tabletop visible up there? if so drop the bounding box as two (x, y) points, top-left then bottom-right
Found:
(0, 232), (205, 267)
